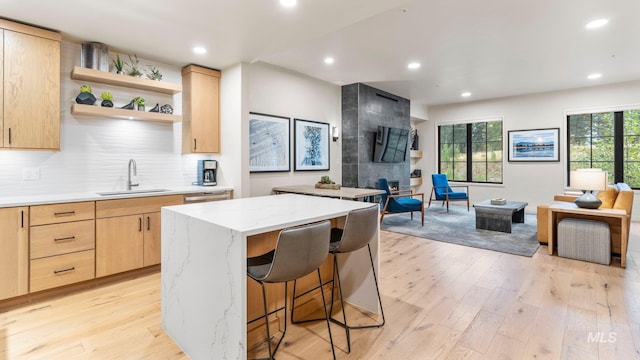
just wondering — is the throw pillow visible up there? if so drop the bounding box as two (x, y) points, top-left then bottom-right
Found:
(596, 186), (618, 208)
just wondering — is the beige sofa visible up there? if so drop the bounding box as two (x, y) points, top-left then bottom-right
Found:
(537, 184), (634, 256)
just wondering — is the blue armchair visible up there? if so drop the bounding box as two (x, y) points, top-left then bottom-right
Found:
(378, 178), (424, 226)
(428, 174), (469, 212)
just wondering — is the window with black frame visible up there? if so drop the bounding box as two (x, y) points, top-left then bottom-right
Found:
(567, 110), (640, 189)
(438, 119), (503, 184)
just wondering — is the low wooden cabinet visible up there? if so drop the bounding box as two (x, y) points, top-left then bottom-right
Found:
(143, 212), (162, 266)
(181, 65), (220, 153)
(29, 202), (96, 292)
(96, 195), (182, 277)
(96, 215), (144, 276)
(0, 207), (29, 300)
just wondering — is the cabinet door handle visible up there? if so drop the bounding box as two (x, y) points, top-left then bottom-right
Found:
(54, 211), (76, 216)
(139, 217), (142, 232)
(146, 216), (151, 231)
(54, 236), (76, 242)
(8, 128), (11, 144)
(194, 138), (197, 150)
(54, 267), (75, 274)
(21, 210), (24, 228)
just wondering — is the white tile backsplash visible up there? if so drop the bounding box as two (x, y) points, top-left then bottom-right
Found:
(0, 41), (216, 197)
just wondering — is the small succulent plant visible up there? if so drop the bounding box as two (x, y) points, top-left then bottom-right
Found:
(79, 84), (92, 93)
(112, 53), (127, 73)
(101, 91), (113, 101)
(319, 175), (335, 184)
(146, 66), (163, 81)
(134, 96), (145, 107)
(128, 54), (143, 77)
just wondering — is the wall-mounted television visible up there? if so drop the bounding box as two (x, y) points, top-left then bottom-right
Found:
(372, 126), (410, 163)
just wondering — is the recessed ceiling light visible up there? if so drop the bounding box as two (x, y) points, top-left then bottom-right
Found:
(407, 62), (421, 70)
(193, 46), (207, 55)
(461, 92), (472, 97)
(324, 57), (335, 65)
(280, 0), (297, 7)
(586, 18), (608, 29)
(587, 73), (602, 80)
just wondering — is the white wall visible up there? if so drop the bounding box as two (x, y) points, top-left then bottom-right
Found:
(246, 62), (342, 197)
(428, 80), (640, 220)
(0, 41), (220, 198)
(220, 63), (249, 198)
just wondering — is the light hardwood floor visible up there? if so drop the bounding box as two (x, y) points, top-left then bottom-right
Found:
(2, 223), (640, 359)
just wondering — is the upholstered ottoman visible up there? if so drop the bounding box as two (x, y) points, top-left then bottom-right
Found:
(557, 218), (611, 265)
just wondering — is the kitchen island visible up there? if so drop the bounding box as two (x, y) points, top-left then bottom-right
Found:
(161, 194), (380, 359)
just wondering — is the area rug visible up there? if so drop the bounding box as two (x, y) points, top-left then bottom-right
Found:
(380, 205), (540, 257)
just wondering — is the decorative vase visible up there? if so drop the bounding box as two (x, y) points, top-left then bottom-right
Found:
(137, 105), (145, 112)
(160, 104), (173, 114)
(101, 99), (113, 107)
(121, 99), (135, 110)
(75, 92), (96, 105)
(149, 103), (160, 113)
(116, 70), (125, 75)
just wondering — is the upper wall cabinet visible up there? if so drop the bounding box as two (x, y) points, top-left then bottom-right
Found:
(1, 20), (61, 150)
(181, 65), (220, 154)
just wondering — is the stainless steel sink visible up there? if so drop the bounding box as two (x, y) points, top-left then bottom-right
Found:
(96, 189), (170, 196)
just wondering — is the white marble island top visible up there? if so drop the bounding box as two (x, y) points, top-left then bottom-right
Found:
(163, 193), (372, 236)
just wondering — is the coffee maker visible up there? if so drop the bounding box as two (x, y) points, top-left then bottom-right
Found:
(197, 160), (217, 186)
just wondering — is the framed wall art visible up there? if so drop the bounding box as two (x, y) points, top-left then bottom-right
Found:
(249, 112), (290, 172)
(508, 128), (560, 162)
(294, 118), (330, 171)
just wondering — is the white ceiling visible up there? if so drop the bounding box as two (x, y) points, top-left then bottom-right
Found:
(2, 0), (640, 107)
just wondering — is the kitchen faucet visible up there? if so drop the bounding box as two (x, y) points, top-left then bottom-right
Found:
(128, 159), (139, 190)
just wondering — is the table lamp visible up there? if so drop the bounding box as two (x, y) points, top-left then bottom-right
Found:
(570, 168), (607, 209)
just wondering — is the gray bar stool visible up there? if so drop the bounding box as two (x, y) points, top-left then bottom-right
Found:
(292, 204), (385, 353)
(247, 220), (336, 360)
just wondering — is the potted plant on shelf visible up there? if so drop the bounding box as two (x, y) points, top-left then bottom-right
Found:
(112, 54), (127, 74)
(315, 175), (341, 189)
(75, 84), (96, 105)
(134, 96), (145, 111)
(146, 66), (163, 81)
(127, 54), (143, 77)
(100, 91), (113, 107)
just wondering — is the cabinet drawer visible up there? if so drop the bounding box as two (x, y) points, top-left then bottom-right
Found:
(30, 220), (95, 259)
(30, 202), (95, 225)
(30, 250), (95, 292)
(96, 195), (183, 218)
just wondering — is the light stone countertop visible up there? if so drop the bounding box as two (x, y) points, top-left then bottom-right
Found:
(163, 193), (375, 236)
(0, 185), (234, 208)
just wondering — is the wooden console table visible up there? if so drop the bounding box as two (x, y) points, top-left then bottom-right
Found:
(273, 184), (386, 201)
(547, 205), (628, 267)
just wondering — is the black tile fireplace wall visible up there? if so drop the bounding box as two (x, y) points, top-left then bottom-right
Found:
(341, 83), (410, 189)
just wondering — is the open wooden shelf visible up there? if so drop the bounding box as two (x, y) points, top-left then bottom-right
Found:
(71, 66), (182, 95)
(410, 177), (423, 186)
(410, 150), (423, 158)
(71, 104), (181, 123)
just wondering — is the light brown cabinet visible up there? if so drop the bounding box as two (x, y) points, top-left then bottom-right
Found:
(0, 20), (61, 150)
(181, 65), (220, 153)
(0, 207), (29, 300)
(143, 212), (162, 266)
(29, 202), (96, 292)
(96, 214), (144, 277)
(95, 195), (182, 277)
